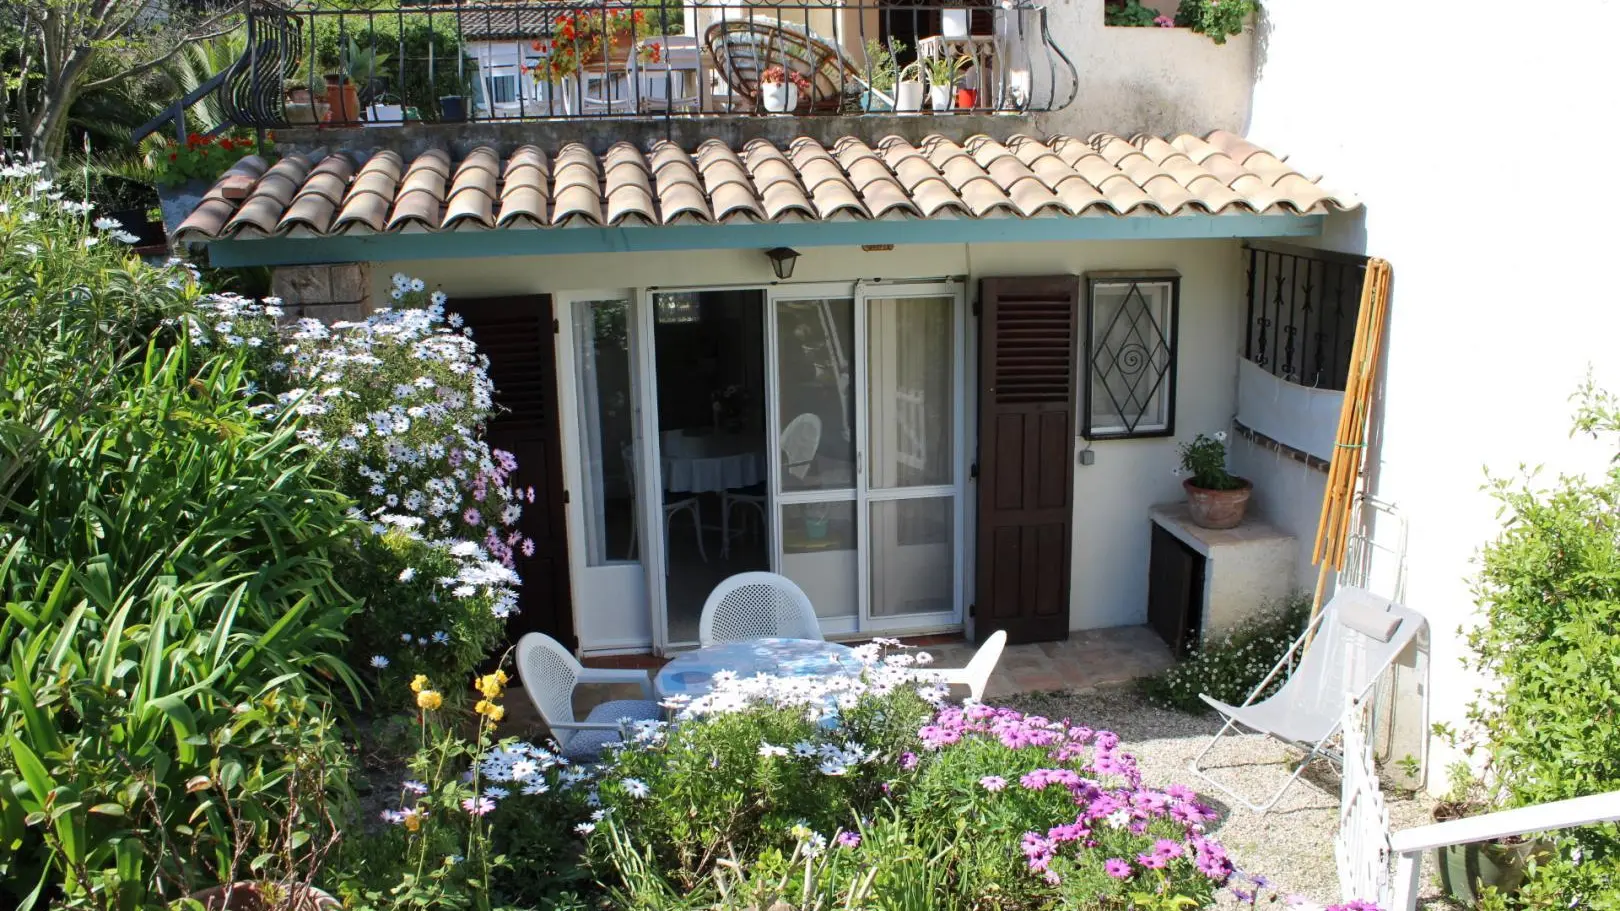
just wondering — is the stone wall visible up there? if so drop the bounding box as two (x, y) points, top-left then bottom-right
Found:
(270, 263), (372, 321)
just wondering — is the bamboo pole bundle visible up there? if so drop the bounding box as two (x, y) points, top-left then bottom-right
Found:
(1309, 258), (1392, 623)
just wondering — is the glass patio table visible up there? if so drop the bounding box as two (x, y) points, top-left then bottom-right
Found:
(654, 638), (859, 699)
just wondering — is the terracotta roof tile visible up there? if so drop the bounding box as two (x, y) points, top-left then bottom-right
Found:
(172, 131), (1357, 242)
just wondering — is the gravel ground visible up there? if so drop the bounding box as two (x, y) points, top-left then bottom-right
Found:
(1009, 686), (1462, 910)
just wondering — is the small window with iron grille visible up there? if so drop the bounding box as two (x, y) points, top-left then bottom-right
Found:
(1083, 271), (1179, 439)
(1244, 242), (1368, 390)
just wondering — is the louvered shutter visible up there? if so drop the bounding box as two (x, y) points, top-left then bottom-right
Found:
(453, 296), (576, 649)
(975, 277), (1079, 645)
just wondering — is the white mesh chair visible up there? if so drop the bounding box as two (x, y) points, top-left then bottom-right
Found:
(622, 445), (706, 567)
(932, 630), (1007, 701)
(515, 632), (664, 763)
(781, 413), (822, 482)
(698, 571), (823, 646)
(1190, 587), (1428, 813)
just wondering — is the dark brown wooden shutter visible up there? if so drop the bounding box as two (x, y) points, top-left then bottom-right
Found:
(453, 295), (576, 650)
(975, 276), (1080, 645)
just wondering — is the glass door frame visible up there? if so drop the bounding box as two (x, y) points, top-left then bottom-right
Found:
(763, 279), (969, 637)
(853, 280), (969, 633)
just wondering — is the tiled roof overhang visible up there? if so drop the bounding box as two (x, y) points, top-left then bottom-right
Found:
(177, 131), (1357, 264)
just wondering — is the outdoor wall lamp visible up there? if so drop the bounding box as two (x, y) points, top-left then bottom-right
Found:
(765, 247), (800, 280)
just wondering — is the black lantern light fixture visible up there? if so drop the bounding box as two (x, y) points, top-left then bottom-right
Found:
(765, 247), (800, 280)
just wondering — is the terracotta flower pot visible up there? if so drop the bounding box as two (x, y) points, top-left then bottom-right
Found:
(1182, 478), (1252, 529)
(322, 75), (360, 123)
(582, 32), (635, 68)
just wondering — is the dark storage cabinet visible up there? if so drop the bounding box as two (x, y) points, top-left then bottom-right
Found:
(1148, 523), (1205, 657)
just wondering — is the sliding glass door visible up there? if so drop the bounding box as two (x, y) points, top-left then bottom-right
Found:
(766, 282), (966, 636)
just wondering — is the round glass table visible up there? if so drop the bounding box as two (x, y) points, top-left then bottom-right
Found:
(654, 638), (860, 699)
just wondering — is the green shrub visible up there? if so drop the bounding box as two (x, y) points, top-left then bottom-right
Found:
(0, 161), (362, 910)
(1173, 0), (1255, 43)
(306, 15), (471, 117)
(1138, 591), (1310, 713)
(1105, 0), (1165, 27)
(1461, 382), (1620, 909)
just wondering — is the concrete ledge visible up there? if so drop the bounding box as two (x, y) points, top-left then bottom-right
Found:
(270, 113), (1037, 158)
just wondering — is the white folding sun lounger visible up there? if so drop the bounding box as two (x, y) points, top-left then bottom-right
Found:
(1190, 586), (1427, 813)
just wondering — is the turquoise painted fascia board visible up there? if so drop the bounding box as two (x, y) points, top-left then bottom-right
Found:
(205, 213), (1325, 267)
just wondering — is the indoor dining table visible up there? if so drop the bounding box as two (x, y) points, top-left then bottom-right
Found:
(654, 637), (859, 699)
(659, 430), (764, 494)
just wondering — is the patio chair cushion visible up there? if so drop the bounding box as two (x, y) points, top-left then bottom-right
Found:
(560, 699), (665, 762)
(1336, 589), (1403, 642)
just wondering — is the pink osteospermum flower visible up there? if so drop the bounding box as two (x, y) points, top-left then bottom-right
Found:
(1104, 857), (1132, 878)
(463, 507), (482, 526)
(979, 775), (1007, 792)
(462, 796), (496, 816)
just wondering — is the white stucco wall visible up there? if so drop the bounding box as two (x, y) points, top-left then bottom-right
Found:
(376, 237), (1246, 647)
(1037, 0), (1254, 137)
(1246, 0), (1620, 786)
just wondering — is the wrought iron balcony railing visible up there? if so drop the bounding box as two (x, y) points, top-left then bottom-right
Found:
(205, 0), (1076, 130)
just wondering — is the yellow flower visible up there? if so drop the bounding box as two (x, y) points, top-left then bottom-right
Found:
(402, 808), (424, 832)
(475, 672), (507, 699)
(411, 674), (429, 694)
(416, 689), (443, 711)
(486, 704), (505, 722)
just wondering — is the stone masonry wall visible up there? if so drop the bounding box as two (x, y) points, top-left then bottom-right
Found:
(270, 263), (372, 321)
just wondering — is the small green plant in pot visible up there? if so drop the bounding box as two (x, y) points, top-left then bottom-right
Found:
(1176, 430), (1251, 529)
(923, 53), (972, 112)
(1429, 759), (1550, 905)
(1173, 0), (1256, 44)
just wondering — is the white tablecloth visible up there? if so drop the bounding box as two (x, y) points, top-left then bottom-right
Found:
(654, 638), (859, 699)
(660, 431), (764, 493)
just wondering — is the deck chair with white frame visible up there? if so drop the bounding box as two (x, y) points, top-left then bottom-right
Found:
(1189, 587), (1427, 814)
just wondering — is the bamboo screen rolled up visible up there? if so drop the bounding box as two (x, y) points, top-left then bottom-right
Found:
(1309, 257), (1392, 623)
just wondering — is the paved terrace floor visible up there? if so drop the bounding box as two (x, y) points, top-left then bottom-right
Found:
(504, 625), (1175, 732)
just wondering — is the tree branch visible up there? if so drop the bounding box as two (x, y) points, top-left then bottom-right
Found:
(78, 7), (244, 92)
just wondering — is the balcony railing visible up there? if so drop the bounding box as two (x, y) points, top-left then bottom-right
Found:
(215, 0), (1075, 129)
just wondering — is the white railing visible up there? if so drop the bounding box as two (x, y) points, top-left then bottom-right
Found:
(1388, 790), (1620, 911)
(1335, 699), (1392, 906)
(1336, 695), (1620, 911)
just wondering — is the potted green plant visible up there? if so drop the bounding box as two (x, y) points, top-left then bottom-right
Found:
(860, 38), (904, 112)
(1176, 430), (1251, 529)
(1429, 760), (1551, 905)
(895, 61), (924, 113)
(923, 54), (972, 112)
(1173, 0), (1256, 44)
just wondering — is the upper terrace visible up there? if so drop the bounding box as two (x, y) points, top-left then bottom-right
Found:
(145, 0), (1254, 154)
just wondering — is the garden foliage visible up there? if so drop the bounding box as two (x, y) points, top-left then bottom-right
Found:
(0, 161), (360, 909)
(1460, 382), (1620, 908)
(188, 276), (533, 697)
(1139, 591), (1310, 714)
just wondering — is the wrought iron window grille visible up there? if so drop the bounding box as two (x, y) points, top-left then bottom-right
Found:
(1243, 241), (1369, 392)
(1083, 271), (1179, 440)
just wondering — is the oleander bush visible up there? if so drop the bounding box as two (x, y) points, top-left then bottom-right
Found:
(1138, 591), (1311, 714)
(1458, 382), (1620, 909)
(0, 160), (361, 910)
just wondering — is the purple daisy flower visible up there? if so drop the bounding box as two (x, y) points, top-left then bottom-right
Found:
(1104, 857), (1132, 879)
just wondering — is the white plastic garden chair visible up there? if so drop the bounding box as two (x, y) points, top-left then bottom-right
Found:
(515, 632), (664, 762)
(931, 630), (1007, 701)
(781, 412), (823, 482)
(1189, 587), (1428, 813)
(622, 445), (705, 568)
(698, 571), (823, 646)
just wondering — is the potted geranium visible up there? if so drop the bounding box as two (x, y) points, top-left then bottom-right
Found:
(1177, 430), (1251, 529)
(759, 65), (810, 113)
(151, 132), (272, 235)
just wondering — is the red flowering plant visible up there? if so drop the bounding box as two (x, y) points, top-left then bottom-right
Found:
(759, 64), (811, 92)
(526, 7), (664, 83)
(150, 131), (272, 188)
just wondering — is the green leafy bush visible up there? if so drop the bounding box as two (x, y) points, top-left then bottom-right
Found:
(1138, 591), (1310, 713)
(306, 15), (470, 117)
(1105, 0), (1166, 27)
(189, 278), (533, 700)
(0, 162), (363, 909)
(1174, 0), (1256, 44)
(1460, 382), (1620, 909)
